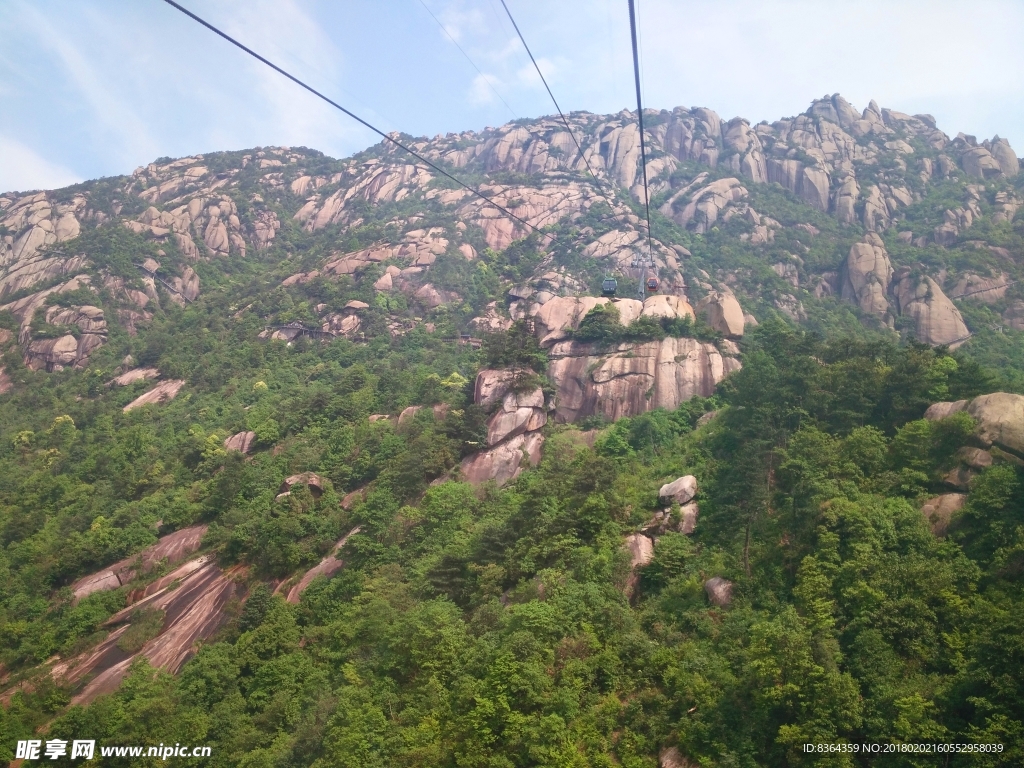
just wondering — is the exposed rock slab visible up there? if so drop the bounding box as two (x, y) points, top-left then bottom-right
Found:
(70, 525), (208, 600)
(123, 380), (185, 412)
(284, 526), (361, 603)
(547, 337), (738, 422)
(486, 387), (546, 446)
(460, 431), (544, 486)
(695, 292), (744, 337)
(224, 430), (256, 453)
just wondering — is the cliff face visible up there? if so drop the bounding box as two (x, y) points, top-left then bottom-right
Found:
(548, 336), (740, 422)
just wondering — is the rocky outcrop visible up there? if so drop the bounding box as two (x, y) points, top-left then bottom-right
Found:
(659, 475), (697, 505)
(840, 232), (893, 320)
(59, 557), (243, 705)
(695, 292), (744, 337)
(283, 526), (361, 604)
(921, 494), (966, 536)
(967, 393), (1024, 457)
(926, 392), (1024, 459)
(486, 387), (547, 446)
(891, 272), (969, 347)
(70, 525), (208, 600)
(224, 430), (256, 453)
(278, 472), (327, 499)
(460, 431), (544, 486)
(949, 272), (1009, 304)
(704, 577), (733, 606)
(547, 336), (739, 422)
(661, 177), (748, 232)
(109, 367), (159, 386)
(961, 147), (1004, 179)
(123, 380), (185, 412)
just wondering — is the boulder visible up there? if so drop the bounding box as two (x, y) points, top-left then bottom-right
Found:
(123, 380), (185, 412)
(924, 400), (968, 421)
(640, 294), (695, 320)
(990, 137), (1019, 177)
(891, 274), (969, 347)
(486, 387), (547, 446)
(679, 502), (699, 534)
(278, 472), (326, 499)
(840, 232), (892, 319)
(704, 577), (733, 606)
(695, 292), (744, 337)
(474, 369), (515, 408)
(967, 393), (1024, 457)
(659, 475), (697, 505)
(950, 272), (1010, 304)
(460, 431), (544, 486)
(534, 296), (610, 347)
(625, 533), (655, 569)
(224, 431), (256, 454)
(921, 493), (966, 536)
(660, 747), (695, 768)
(962, 147), (1004, 179)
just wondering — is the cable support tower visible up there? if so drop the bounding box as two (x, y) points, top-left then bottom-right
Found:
(161, 0), (551, 244)
(627, 0), (656, 301)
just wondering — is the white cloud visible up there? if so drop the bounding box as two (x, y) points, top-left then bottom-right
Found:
(0, 135), (81, 194)
(468, 72), (504, 106)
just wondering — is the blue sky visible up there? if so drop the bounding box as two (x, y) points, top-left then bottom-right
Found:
(2, 0), (1023, 194)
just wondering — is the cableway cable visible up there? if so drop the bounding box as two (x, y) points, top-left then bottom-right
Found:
(498, 0), (606, 190)
(627, 0), (655, 299)
(417, 0), (518, 120)
(159, 0), (547, 240)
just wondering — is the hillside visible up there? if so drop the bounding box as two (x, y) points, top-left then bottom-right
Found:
(1, 94), (1024, 765)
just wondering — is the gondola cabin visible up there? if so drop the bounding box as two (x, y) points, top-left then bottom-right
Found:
(646, 276), (660, 293)
(601, 278), (618, 296)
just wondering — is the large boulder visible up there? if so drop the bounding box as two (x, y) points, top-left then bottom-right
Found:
(840, 232), (892, 319)
(659, 475), (697, 505)
(695, 292), (744, 337)
(534, 296), (610, 347)
(123, 380), (185, 412)
(474, 369), (515, 408)
(460, 431), (544, 486)
(989, 137), (1019, 177)
(967, 393), (1024, 457)
(705, 577), (733, 606)
(486, 387), (547, 445)
(891, 274), (969, 347)
(640, 294), (695, 320)
(961, 146), (1004, 179)
(921, 493), (966, 536)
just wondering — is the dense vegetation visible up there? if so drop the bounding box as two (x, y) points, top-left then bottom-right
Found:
(2, 306), (1022, 765)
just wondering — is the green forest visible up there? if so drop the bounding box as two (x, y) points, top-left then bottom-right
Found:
(3, 99), (1024, 767)
(2, 305), (1023, 766)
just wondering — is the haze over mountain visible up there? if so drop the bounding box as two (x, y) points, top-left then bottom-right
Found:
(2, 91), (1024, 764)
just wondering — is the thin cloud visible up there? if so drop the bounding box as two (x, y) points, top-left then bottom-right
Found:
(0, 135), (81, 195)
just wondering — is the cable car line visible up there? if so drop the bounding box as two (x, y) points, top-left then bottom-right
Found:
(627, 0), (656, 299)
(498, 0), (607, 191)
(417, 0), (518, 120)
(159, 0), (549, 242)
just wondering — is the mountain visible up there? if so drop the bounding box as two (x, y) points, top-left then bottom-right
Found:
(1, 95), (1023, 765)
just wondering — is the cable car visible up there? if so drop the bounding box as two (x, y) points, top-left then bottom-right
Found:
(646, 276), (660, 293)
(601, 277), (618, 296)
